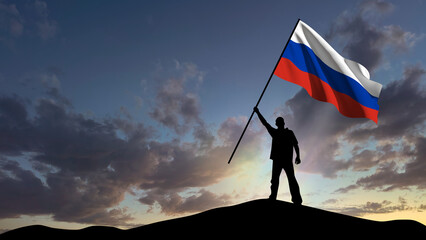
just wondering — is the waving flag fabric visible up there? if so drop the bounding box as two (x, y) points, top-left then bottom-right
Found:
(274, 20), (382, 123)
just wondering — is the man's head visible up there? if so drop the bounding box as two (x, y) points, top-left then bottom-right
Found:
(275, 117), (285, 128)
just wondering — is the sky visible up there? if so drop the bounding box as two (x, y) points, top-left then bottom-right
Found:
(0, 0), (425, 232)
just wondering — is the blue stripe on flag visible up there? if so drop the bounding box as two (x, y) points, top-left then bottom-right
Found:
(283, 40), (379, 110)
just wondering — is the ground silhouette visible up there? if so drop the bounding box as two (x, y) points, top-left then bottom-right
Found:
(2, 199), (425, 239)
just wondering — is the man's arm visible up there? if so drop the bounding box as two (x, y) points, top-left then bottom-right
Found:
(294, 144), (301, 165)
(253, 107), (274, 133)
(291, 130), (301, 165)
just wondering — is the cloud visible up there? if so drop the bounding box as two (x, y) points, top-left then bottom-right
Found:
(0, 0), (57, 46)
(0, 64), (264, 224)
(321, 198), (339, 205)
(327, 0), (421, 72)
(40, 72), (72, 107)
(354, 136), (426, 191)
(333, 184), (359, 194)
(280, 1), (426, 193)
(287, 63), (426, 191)
(350, 65), (426, 141)
(0, 0), (23, 47)
(139, 189), (231, 215)
(282, 89), (358, 178)
(335, 197), (413, 217)
(0, 1), (23, 38)
(141, 118), (262, 188)
(136, 115), (264, 215)
(0, 157), (133, 226)
(359, 0), (394, 15)
(0, 160), (51, 218)
(149, 61), (204, 135)
(33, 0), (57, 40)
(0, 94), (148, 225)
(332, 65), (426, 192)
(0, 95), (33, 155)
(0, 93), (168, 224)
(139, 140), (231, 190)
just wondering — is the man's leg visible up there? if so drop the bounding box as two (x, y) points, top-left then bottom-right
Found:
(283, 161), (302, 205)
(269, 161), (282, 200)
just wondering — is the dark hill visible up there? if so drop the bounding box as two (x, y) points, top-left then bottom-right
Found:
(2, 199), (425, 239)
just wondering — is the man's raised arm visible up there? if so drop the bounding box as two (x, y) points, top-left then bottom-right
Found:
(254, 107), (273, 132)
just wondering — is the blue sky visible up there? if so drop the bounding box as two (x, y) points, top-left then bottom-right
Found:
(1, 0), (425, 231)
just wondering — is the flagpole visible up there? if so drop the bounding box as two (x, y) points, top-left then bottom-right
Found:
(228, 18), (300, 164)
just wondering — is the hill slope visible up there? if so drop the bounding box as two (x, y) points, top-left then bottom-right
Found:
(2, 199), (425, 239)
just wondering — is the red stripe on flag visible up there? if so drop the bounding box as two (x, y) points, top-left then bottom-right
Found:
(275, 57), (378, 123)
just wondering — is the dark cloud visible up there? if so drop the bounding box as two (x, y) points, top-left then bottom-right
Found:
(350, 149), (380, 171)
(0, 65), (264, 225)
(349, 142), (411, 173)
(0, 160), (50, 218)
(0, 94), (148, 225)
(327, 0), (419, 72)
(355, 136), (426, 191)
(0, 95), (33, 155)
(0, 93), (185, 224)
(332, 65), (426, 192)
(287, 63), (426, 192)
(350, 65), (426, 141)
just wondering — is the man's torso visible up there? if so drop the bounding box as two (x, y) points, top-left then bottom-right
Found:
(269, 128), (297, 161)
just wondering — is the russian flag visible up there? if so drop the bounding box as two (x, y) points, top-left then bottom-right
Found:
(274, 20), (382, 123)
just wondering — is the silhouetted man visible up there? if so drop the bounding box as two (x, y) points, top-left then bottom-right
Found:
(254, 107), (302, 205)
